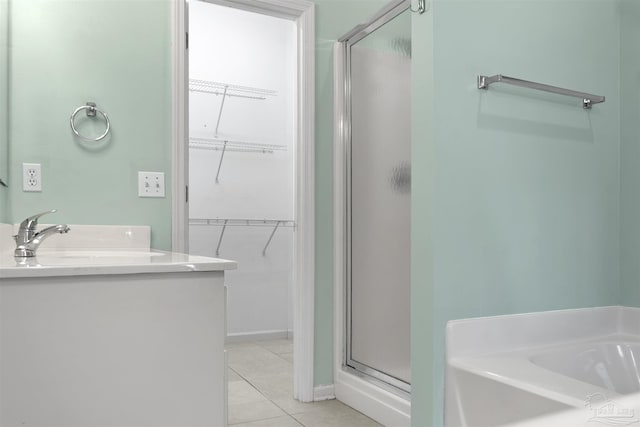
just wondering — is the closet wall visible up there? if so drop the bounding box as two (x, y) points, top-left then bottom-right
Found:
(188, 1), (296, 337)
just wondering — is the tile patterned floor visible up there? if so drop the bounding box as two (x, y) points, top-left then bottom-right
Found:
(226, 339), (383, 427)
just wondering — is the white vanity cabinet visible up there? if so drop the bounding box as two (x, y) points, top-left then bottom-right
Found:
(0, 248), (235, 427)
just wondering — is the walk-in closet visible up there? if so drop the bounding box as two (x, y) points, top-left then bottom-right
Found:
(187, 0), (297, 341)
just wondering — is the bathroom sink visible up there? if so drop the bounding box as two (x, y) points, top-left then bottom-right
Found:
(40, 250), (165, 258)
(29, 249), (166, 266)
(12, 249), (168, 268)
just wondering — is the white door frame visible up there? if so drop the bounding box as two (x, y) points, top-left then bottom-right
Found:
(171, 0), (316, 403)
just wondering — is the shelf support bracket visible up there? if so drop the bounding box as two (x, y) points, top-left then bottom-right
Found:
(215, 141), (228, 184)
(215, 85), (229, 136)
(262, 221), (282, 256)
(215, 219), (228, 256)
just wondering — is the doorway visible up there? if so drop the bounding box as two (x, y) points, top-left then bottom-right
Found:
(188, 0), (296, 345)
(171, 0), (315, 403)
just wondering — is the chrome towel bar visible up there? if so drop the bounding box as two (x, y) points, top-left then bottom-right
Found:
(477, 74), (605, 109)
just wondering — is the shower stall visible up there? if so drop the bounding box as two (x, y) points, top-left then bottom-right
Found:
(334, 0), (411, 425)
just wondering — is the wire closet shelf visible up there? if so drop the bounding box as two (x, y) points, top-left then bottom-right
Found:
(188, 79), (278, 100)
(189, 137), (287, 154)
(189, 218), (296, 256)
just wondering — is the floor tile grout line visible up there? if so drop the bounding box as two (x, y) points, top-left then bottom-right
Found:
(230, 415), (305, 427)
(226, 341), (293, 365)
(227, 414), (298, 427)
(253, 339), (293, 352)
(228, 413), (297, 426)
(280, 413), (305, 427)
(269, 396), (297, 416)
(227, 346), (293, 362)
(228, 367), (274, 403)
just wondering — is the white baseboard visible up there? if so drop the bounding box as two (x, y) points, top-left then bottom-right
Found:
(313, 384), (336, 401)
(335, 370), (410, 427)
(226, 329), (291, 343)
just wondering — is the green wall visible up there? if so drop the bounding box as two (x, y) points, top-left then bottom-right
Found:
(7, 0), (172, 249)
(412, 1), (622, 425)
(411, 5), (434, 426)
(621, 0), (640, 308)
(0, 0), (8, 223)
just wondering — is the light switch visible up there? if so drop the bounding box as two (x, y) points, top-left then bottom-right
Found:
(138, 171), (165, 198)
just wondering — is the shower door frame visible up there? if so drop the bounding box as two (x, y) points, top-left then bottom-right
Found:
(333, 0), (412, 425)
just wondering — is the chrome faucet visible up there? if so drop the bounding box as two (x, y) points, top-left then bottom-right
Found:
(14, 210), (70, 257)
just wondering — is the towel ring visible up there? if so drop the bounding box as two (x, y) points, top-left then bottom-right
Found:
(70, 102), (110, 142)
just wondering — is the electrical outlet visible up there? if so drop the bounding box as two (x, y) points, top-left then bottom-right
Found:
(138, 171), (165, 198)
(22, 163), (42, 192)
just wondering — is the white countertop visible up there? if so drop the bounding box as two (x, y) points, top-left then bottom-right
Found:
(0, 223), (236, 278)
(0, 249), (237, 279)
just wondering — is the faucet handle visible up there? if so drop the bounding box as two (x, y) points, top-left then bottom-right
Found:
(19, 209), (58, 231)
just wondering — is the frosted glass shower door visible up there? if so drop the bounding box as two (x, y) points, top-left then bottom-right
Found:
(346, 6), (411, 390)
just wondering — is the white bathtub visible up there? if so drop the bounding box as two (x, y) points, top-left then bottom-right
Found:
(531, 340), (640, 396)
(446, 307), (640, 427)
